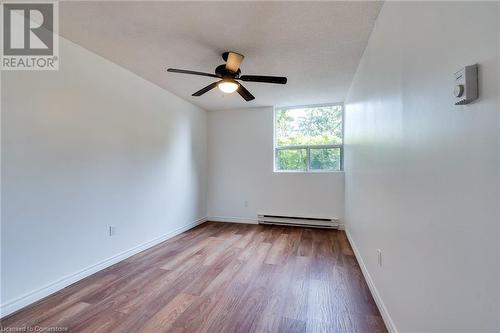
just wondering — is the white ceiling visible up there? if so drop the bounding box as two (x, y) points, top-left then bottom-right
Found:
(59, 1), (382, 111)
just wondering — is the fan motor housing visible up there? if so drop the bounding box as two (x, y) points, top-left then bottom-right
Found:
(215, 64), (240, 78)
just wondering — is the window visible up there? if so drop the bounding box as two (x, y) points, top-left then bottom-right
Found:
(274, 104), (343, 172)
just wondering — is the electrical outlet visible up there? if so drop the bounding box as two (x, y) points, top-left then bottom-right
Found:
(109, 225), (116, 237)
(377, 249), (382, 267)
(244, 200), (249, 208)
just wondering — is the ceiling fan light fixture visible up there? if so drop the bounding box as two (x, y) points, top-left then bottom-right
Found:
(167, 51), (286, 101)
(218, 80), (239, 94)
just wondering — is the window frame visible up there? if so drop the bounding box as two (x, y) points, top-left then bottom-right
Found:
(273, 102), (344, 173)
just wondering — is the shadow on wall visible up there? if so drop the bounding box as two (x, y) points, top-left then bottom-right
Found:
(1, 35), (208, 313)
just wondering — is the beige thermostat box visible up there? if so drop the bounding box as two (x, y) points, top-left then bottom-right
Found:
(454, 64), (478, 105)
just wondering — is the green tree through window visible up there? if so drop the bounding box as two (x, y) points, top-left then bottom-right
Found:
(275, 104), (343, 171)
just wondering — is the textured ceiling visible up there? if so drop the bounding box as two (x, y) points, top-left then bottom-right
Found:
(59, 1), (382, 111)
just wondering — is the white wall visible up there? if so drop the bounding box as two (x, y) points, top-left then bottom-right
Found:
(344, 2), (499, 332)
(1, 36), (207, 315)
(207, 107), (344, 222)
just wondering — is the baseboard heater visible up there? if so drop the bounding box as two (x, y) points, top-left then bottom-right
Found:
(258, 214), (339, 229)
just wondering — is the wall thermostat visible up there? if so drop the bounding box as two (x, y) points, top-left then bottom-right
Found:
(454, 64), (478, 105)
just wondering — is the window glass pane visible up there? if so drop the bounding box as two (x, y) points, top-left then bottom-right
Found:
(276, 148), (307, 171)
(276, 105), (342, 146)
(309, 147), (341, 171)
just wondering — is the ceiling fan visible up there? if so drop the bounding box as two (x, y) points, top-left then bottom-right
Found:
(167, 51), (287, 101)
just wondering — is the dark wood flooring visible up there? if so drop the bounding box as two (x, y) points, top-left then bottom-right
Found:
(1, 222), (387, 333)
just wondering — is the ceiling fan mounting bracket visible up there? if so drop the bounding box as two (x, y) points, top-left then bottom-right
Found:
(222, 51), (243, 62)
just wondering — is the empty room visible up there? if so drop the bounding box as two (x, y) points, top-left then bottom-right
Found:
(1, 1), (499, 332)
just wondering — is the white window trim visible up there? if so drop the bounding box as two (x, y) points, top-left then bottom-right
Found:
(273, 102), (344, 173)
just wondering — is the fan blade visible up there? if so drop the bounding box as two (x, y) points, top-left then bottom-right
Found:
(237, 84), (255, 101)
(192, 81), (220, 96)
(239, 75), (287, 84)
(225, 52), (244, 73)
(167, 68), (219, 78)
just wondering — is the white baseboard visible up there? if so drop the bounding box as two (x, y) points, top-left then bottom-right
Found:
(345, 228), (398, 333)
(0, 217), (207, 318)
(207, 216), (258, 224)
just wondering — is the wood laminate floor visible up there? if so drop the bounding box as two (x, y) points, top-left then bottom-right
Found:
(1, 222), (387, 333)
